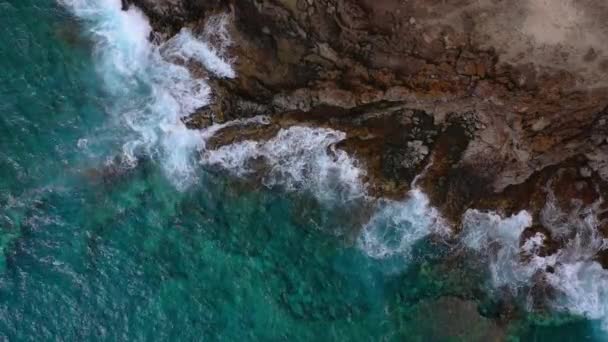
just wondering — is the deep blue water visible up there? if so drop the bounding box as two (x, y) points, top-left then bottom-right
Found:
(0, 0), (604, 340)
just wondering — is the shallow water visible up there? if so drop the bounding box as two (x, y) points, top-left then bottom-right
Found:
(0, 0), (605, 340)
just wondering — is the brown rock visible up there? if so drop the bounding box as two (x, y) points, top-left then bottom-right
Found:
(127, 0), (608, 233)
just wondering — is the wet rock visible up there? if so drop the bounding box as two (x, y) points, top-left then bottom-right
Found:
(382, 141), (429, 183)
(579, 166), (592, 178)
(182, 106), (213, 129)
(205, 121), (279, 151)
(586, 145), (608, 181)
(129, 0), (608, 233)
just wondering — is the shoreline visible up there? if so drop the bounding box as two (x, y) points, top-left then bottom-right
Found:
(118, 0), (608, 331)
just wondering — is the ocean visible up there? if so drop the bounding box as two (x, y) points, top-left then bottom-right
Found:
(0, 0), (603, 340)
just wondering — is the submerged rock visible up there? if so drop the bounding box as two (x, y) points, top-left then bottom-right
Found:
(407, 297), (505, 341)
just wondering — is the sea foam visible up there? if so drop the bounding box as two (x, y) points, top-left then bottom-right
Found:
(61, 0), (451, 274)
(358, 188), (448, 260)
(60, 0), (234, 189)
(202, 126), (366, 203)
(203, 124), (447, 260)
(462, 194), (608, 330)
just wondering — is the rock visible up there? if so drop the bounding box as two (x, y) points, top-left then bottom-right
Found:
(382, 140), (430, 184)
(408, 141), (429, 158)
(579, 166), (593, 178)
(586, 146), (608, 182)
(127, 0), (608, 227)
(182, 106), (213, 129)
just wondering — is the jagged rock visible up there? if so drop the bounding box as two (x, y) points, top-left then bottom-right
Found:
(182, 106), (213, 129)
(126, 0), (608, 225)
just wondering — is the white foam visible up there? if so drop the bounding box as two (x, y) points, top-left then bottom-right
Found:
(60, 0), (235, 189)
(60, 2), (446, 266)
(77, 138), (88, 149)
(61, 0), (153, 81)
(162, 28), (235, 79)
(462, 209), (537, 289)
(198, 115), (271, 150)
(462, 194), (608, 330)
(201, 121), (449, 260)
(521, 232), (546, 255)
(358, 189), (448, 259)
(546, 261), (608, 325)
(540, 193), (607, 259)
(202, 125), (365, 202)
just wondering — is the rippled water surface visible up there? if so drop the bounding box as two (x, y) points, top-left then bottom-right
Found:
(0, 0), (603, 340)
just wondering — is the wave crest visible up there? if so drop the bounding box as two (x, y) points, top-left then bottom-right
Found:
(60, 0), (234, 189)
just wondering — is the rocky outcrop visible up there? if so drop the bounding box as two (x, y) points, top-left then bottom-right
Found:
(125, 0), (608, 227)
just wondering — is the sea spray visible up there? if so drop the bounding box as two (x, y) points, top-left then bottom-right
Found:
(202, 121), (450, 261)
(62, 2), (608, 329)
(461, 194), (608, 331)
(540, 195), (608, 330)
(162, 28), (235, 79)
(65, 0), (608, 326)
(202, 126), (366, 203)
(358, 151), (449, 260)
(461, 209), (536, 289)
(358, 188), (448, 260)
(59, 1), (447, 260)
(60, 0), (235, 189)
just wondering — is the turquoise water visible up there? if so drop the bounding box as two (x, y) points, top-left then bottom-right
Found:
(0, 0), (603, 340)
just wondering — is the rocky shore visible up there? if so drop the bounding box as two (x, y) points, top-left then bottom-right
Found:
(124, 0), (608, 257)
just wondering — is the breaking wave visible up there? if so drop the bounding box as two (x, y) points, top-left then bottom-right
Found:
(462, 209), (535, 288)
(202, 126), (366, 203)
(60, 0), (234, 189)
(201, 120), (448, 260)
(60, 2), (608, 334)
(462, 193), (608, 330)
(58, 0), (448, 258)
(357, 188), (448, 260)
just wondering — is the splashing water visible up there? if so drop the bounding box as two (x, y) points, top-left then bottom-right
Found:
(60, 0), (608, 336)
(462, 209), (535, 288)
(58, 1), (445, 261)
(461, 193), (608, 331)
(358, 189), (447, 260)
(1, 0), (606, 339)
(60, 0), (234, 189)
(203, 126), (367, 203)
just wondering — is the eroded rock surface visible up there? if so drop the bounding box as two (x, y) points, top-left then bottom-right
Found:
(124, 0), (608, 226)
